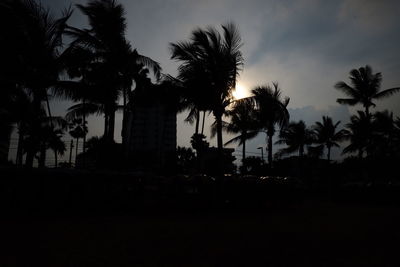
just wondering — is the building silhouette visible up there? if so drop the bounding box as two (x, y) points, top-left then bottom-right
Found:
(122, 82), (177, 172)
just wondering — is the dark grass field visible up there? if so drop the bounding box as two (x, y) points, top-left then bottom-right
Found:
(1, 201), (400, 266)
(1, 168), (400, 266)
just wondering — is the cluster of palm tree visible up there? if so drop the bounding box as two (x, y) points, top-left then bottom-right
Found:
(214, 83), (290, 168)
(334, 65), (400, 159)
(191, 63), (399, 173)
(222, 95), (346, 166)
(0, 0), (72, 167)
(170, 22), (400, 173)
(1, 0), (161, 167)
(170, 23), (244, 172)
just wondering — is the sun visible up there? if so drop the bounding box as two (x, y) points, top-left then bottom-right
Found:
(232, 83), (249, 100)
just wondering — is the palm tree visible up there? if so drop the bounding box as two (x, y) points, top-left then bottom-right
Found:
(342, 111), (372, 158)
(47, 128), (66, 168)
(0, 87), (34, 165)
(252, 83), (290, 166)
(19, 112), (67, 168)
(216, 98), (259, 164)
(335, 65), (400, 117)
(64, 0), (160, 144)
(276, 120), (314, 157)
(170, 23), (243, 172)
(1, 0), (72, 167)
(312, 116), (346, 161)
(371, 110), (397, 157)
(68, 118), (88, 164)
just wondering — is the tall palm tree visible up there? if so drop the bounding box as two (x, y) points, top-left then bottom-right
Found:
(214, 98), (258, 163)
(276, 120), (314, 158)
(252, 83), (290, 166)
(312, 116), (346, 161)
(342, 111), (372, 158)
(170, 23), (243, 172)
(68, 118), (88, 164)
(335, 65), (400, 117)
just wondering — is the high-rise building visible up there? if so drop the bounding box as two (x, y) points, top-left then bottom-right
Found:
(122, 82), (177, 172)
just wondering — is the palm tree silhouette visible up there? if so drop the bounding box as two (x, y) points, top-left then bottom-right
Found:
(213, 98), (259, 166)
(47, 128), (66, 168)
(371, 110), (397, 157)
(252, 83), (290, 166)
(312, 116), (346, 162)
(68, 118), (88, 164)
(0, 87), (33, 165)
(170, 23), (243, 173)
(342, 111), (372, 158)
(276, 120), (314, 158)
(335, 65), (400, 118)
(2, 0), (72, 167)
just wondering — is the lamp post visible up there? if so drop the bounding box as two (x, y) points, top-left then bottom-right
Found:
(257, 146), (264, 161)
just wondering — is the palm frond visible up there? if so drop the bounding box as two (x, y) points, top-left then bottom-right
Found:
(336, 98), (359, 106)
(134, 53), (162, 80)
(374, 87), (400, 99)
(65, 102), (103, 120)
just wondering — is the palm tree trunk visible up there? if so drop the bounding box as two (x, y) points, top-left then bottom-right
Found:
(45, 93), (53, 128)
(82, 114), (87, 169)
(122, 88), (127, 145)
(16, 127), (24, 166)
(365, 105), (370, 119)
(82, 100), (86, 154)
(54, 150), (58, 168)
(69, 139), (73, 166)
(195, 110), (200, 135)
(215, 113), (224, 175)
(104, 114), (109, 139)
(267, 132), (273, 167)
(241, 134), (247, 174)
(39, 92), (53, 169)
(38, 143), (46, 168)
(327, 146), (331, 162)
(25, 94), (42, 168)
(75, 137), (79, 165)
(201, 111), (206, 135)
(25, 148), (35, 168)
(123, 87), (127, 112)
(108, 109), (115, 143)
(242, 134), (246, 162)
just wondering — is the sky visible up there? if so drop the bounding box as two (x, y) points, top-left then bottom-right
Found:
(11, 0), (399, 164)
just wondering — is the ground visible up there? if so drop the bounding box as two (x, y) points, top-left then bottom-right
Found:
(1, 201), (399, 266)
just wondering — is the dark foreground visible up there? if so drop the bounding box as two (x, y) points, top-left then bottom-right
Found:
(1, 202), (399, 266)
(1, 168), (400, 266)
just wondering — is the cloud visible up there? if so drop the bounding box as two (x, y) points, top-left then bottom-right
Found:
(338, 0), (400, 32)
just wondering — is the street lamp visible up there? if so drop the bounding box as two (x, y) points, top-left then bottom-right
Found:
(257, 146), (264, 161)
